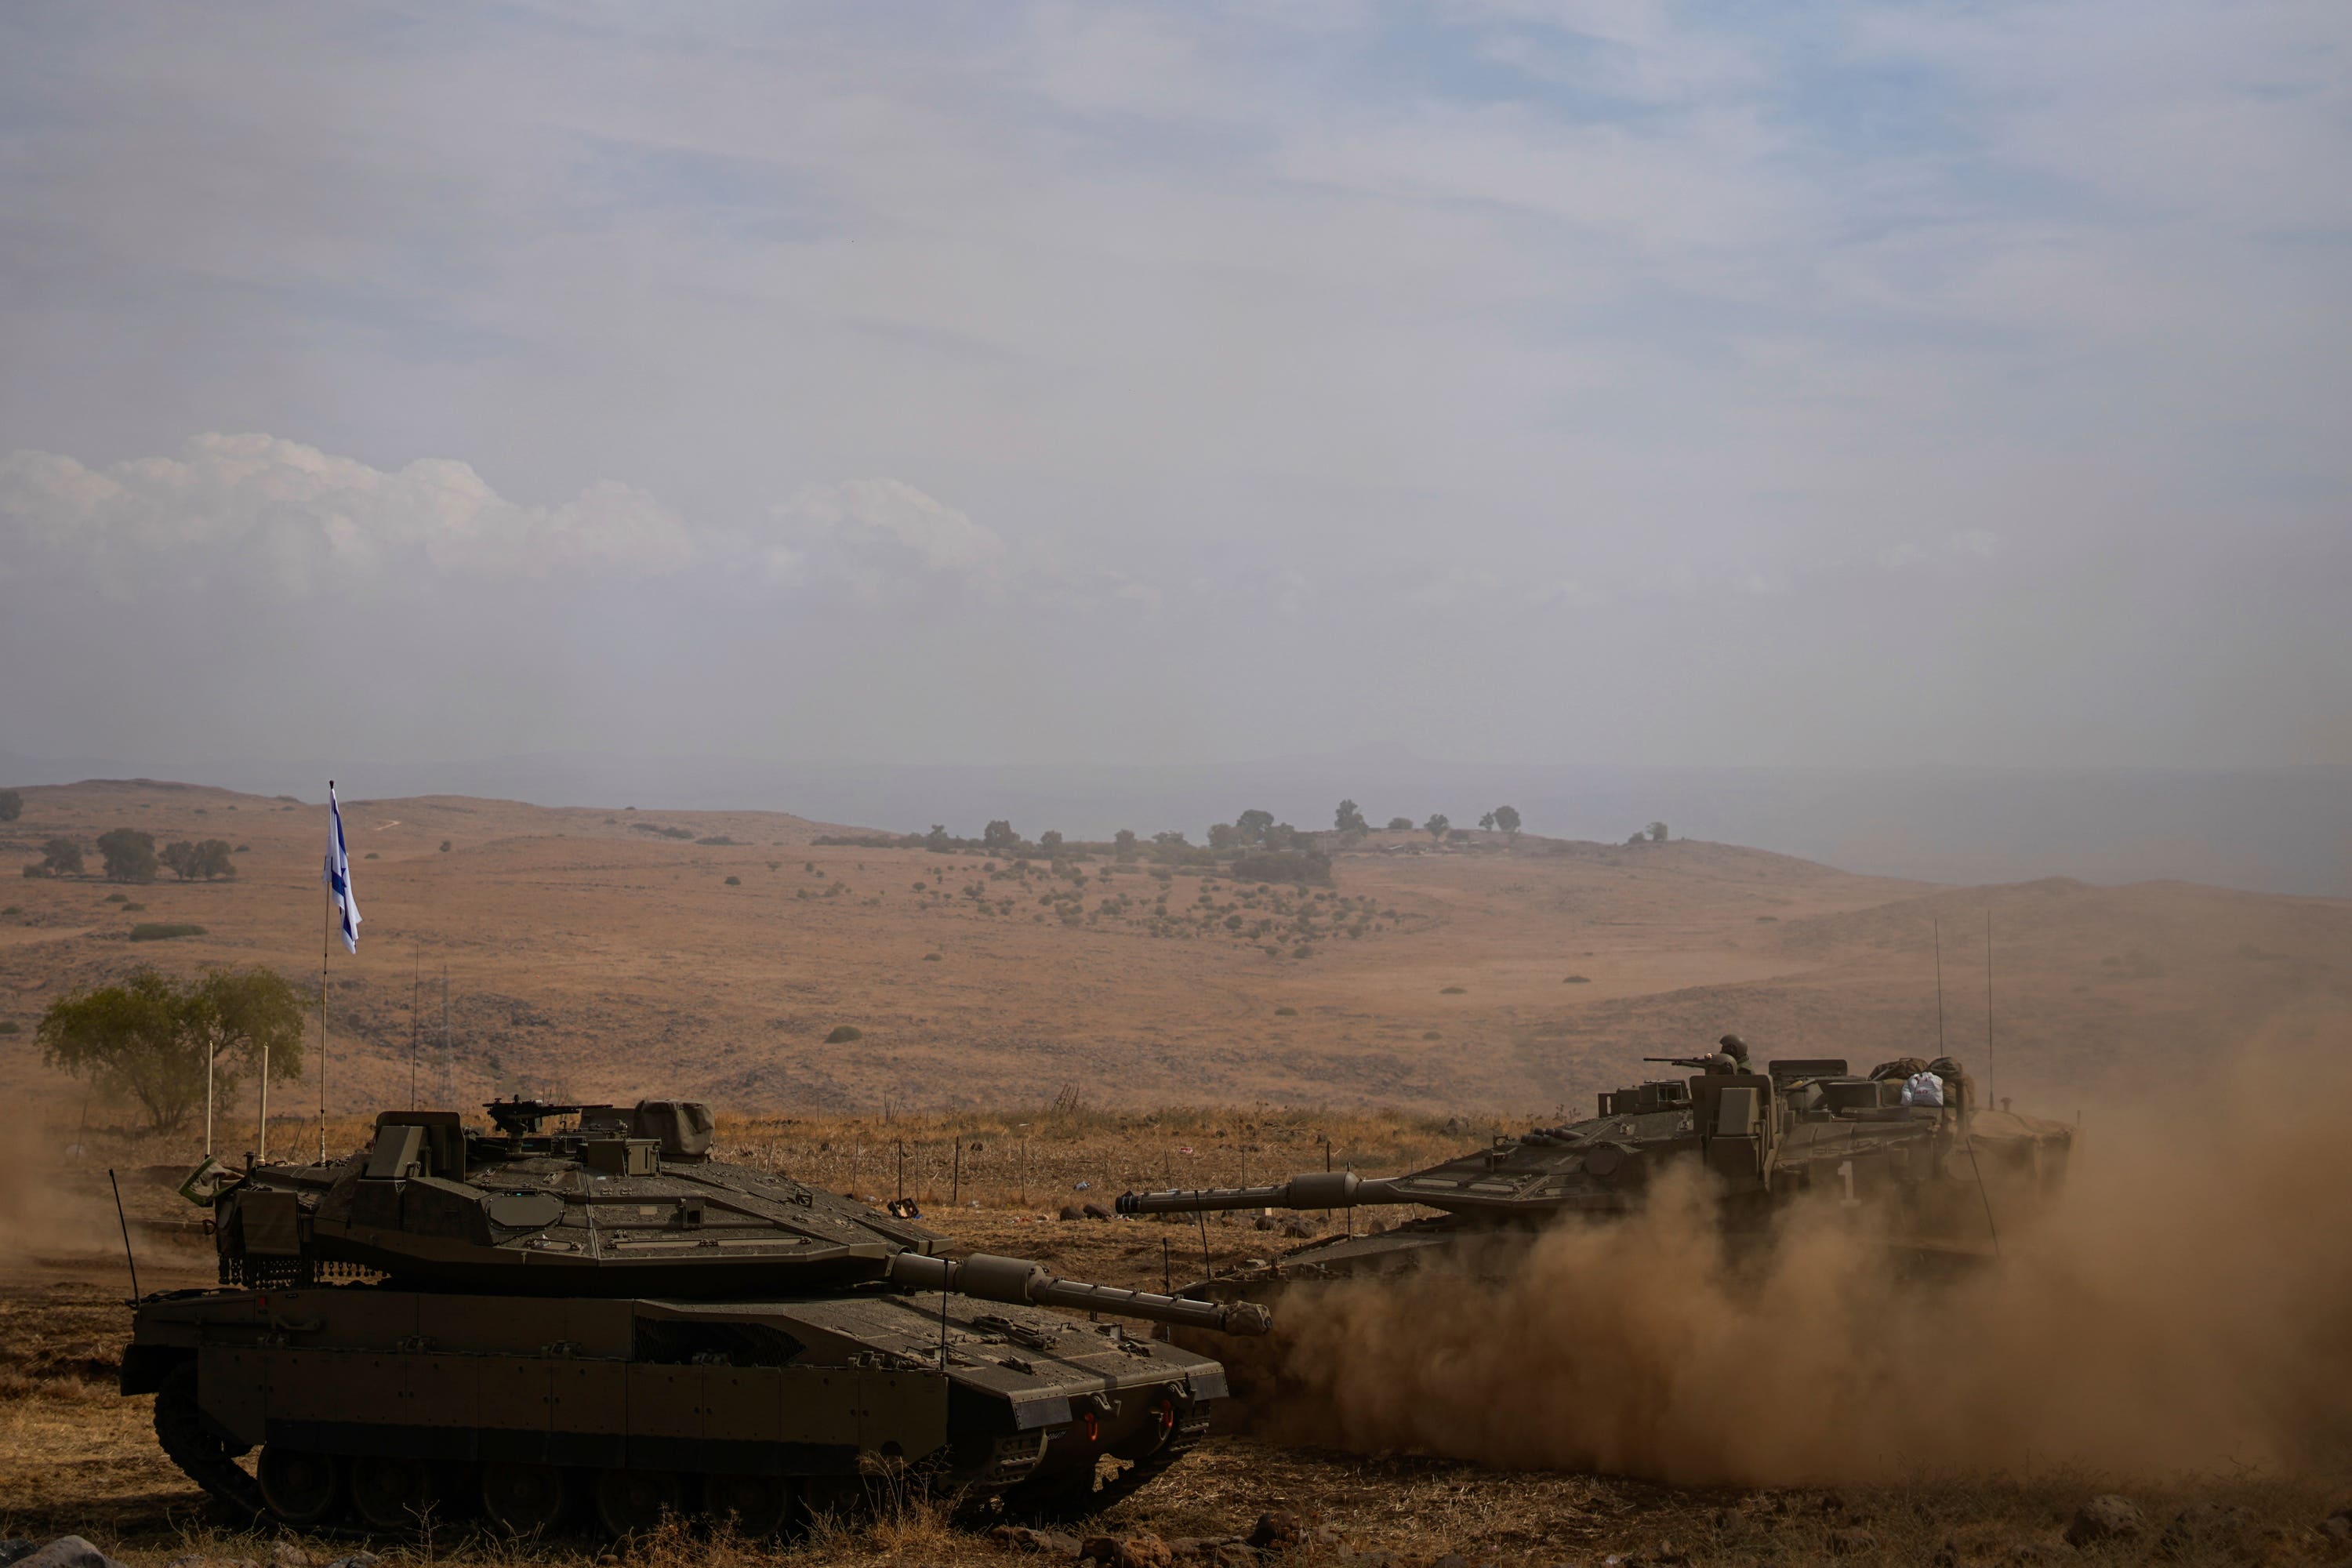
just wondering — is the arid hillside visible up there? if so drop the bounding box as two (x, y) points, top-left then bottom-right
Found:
(4, 779), (2348, 1133)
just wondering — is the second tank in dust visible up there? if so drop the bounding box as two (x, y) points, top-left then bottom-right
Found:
(1121, 1051), (2074, 1301)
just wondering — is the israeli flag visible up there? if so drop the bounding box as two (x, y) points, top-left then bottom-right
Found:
(324, 782), (361, 953)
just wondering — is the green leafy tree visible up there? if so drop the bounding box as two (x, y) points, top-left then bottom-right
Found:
(96, 828), (158, 883)
(1386, 816), (1414, 831)
(1425, 813), (1450, 840)
(1112, 828), (1139, 859)
(1207, 822), (1240, 850)
(982, 819), (1019, 851)
(1236, 809), (1276, 845)
(1334, 799), (1367, 833)
(42, 838), (85, 876)
(1264, 822), (1298, 851)
(0, 788), (20, 822)
(924, 824), (952, 850)
(38, 967), (302, 1134)
(1494, 804), (1522, 837)
(1040, 829), (1065, 852)
(1647, 821), (1669, 842)
(1479, 811), (1497, 832)
(1152, 829), (1189, 846)
(161, 839), (238, 880)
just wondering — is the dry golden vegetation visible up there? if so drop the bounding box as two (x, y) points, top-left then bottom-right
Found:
(5, 780), (2350, 1132)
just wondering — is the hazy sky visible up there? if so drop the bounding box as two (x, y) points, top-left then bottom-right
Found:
(2, 2), (2346, 771)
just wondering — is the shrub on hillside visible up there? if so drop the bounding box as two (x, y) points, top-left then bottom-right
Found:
(1228, 849), (1333, 887)
(0, 788), (21, 822)
(824, 1025), (863, 1043)
(129, 923), (207, 942)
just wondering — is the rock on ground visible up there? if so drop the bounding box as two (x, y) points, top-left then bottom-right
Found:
(1247, 1512), (1303, 1550)
(2064, 1495), (2147, 1548)
(8, 1540), (131, 1568)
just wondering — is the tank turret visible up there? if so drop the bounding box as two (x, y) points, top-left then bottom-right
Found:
(129, 1097), (1268, 1534)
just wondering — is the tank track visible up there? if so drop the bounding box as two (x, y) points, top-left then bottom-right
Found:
(154, 1363), (267, 1523)
(1007, 1417), (1207, 1522)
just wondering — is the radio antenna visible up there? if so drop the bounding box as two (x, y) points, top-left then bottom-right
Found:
(1984, 907), (1995, 1105)
(409, 942), (421, 1109)
(109, 1169), (141, 1301)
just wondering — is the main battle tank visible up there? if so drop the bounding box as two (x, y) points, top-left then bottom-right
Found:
(1119, 1050), (2073, 1384)
(125, 1098), (1269, 1536)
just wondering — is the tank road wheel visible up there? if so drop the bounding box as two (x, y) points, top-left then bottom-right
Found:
(349, 1454), (440, 1532)
(480, 1461), (572, 1535)
(703, 1472), (797, 1538)
(256, 1446), (344, 1527)
(593, 1467), (682, 1537)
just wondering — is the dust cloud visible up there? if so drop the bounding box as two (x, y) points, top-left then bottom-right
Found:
(1274, 1009), (2352, 1484)
(0, 1142), (121, 1277)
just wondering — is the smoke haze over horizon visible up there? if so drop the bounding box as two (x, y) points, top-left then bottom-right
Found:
(2, 4), (2347, 780)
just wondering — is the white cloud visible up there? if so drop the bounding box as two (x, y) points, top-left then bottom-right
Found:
(0, 434), (695, 594)
(769, 478), (1008, 595)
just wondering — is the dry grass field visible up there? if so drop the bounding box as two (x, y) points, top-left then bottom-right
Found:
(5, 779), (2349, 1131)
(4, 778), (2350, 1565)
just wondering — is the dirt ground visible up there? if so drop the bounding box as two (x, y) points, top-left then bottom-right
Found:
(4, 1230), (2344, 1568)
(5, 1109), (2349, 1568)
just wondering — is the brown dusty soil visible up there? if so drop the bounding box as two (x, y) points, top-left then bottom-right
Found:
(3, 1220), (2343, 1568)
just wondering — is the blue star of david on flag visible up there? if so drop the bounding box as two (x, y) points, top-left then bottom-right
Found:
(323, 782), (361, 954)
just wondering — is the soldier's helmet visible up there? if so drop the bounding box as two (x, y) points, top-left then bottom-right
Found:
(1717, 1033), (1752, 1063)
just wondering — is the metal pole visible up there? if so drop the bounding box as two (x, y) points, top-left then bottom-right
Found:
(952, 1136), (961, 1208)
(320, 787), (332, 1164)
(1933, 916), (1946, 1058)
(409, 942), (420, 1109)
(441, 964), (450, 1107)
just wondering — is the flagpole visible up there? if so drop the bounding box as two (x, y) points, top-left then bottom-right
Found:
(321, 779), (332, 1164)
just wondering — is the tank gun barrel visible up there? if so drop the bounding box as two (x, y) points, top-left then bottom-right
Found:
(887, 1252), (1271, 1336)
(1114, 1171), (1404, 1217)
